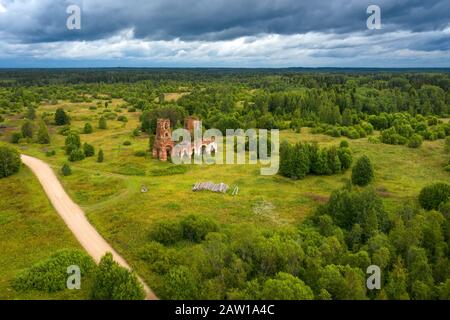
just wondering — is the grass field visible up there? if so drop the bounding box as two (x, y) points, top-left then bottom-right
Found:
(1, 99), (449, 298)
(0, 167), (91, 299)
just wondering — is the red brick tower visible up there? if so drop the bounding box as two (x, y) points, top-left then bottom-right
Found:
(152, 118), (174, 161)
(184, 116), (199, 136)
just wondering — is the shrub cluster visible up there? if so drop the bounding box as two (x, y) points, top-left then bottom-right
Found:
(311, 122), (374, 140)
(419, 183), (450, 210)
(13, 250), (144, 300)
(13, 250), (95, 292)
(149, 214), (219, 245)
(371, 113), (450, 147)
(0, 144), (21, 178)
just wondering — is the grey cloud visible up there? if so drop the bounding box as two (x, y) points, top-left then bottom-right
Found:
(0, 0), (449, 43)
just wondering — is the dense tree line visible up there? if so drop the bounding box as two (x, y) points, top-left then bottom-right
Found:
(1, 71), (448, 139)
(279, 141), (352, 179)
(141, 182), (450, 300)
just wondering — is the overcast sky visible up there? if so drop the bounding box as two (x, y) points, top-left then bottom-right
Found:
(0, 0), (449, 68)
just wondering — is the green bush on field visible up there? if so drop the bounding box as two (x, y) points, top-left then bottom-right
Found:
(83, 143), (95, 157)
(181, 215), (219, 243)
(408, 134), (423, 148)
(13, 249), (95, 292)
(149, 220), (184, 245)
(149, 215), (219, 244)
(83, 123), (93, 134)
(21, 120), (33, 139)
(10, 132), (22, 144)
(0, 144), (21, 178)
(339, 140), (349, 148)
(61, 163), (72, 176)
(419, 183), (450, 210)
(37, 121), (51, 144)
(69, 148), (85, 162)
(134, 150), (146, 157)
(65, 131), (81, 155)
(351, 155), (374, 186)
(91, 253), (145, 300)
(97, 149), (104, 163)
(55, 108), (70, 126)
(46, 150), (56, 157)
(117, 115), (128, 122)
(98, 116), (107, 129)
(139, 242), (179, 274)
(58, 125), (72, 136)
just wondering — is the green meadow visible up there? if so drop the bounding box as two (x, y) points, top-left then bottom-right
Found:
(1, 99), (448, 298)
(0, 167), (91, 299)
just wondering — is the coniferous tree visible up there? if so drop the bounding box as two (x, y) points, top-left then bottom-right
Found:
(55, 108), (70, 126)
(37, 121), (50, 144)
(351, 155), (374, 186)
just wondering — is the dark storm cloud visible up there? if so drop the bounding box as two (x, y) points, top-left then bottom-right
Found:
(0, 0), (449, 43)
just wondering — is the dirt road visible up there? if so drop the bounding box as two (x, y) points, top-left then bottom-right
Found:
(21, 154), (157, 300)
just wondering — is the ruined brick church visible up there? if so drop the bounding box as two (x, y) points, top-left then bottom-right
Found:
(152, 116), (216, 161)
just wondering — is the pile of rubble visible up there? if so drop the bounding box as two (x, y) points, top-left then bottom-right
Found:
(192, 182), (229, 194)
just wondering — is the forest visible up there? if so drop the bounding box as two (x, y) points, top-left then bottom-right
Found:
(0, 68), (449, 300)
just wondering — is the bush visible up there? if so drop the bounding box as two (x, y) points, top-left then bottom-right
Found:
(139, 242), (179, 274)
(61, 163), (72, 176)
(149, 220), (183, 245)
(134, 150), (146, 157)
(0, 145), (21, 178)
(97, 149), (104, 163)
(58, 125), (71, 136)
(351, 155), (374, 186)
(55, 108), (70, 126)
(347, 129), (360, 139)
(46, 150), (56, 157)
(337, 147), (353, 170)
(132, 128), (141, 137)
(69, 148), (85, 162)
(83, 143), (95, 157)
(419, 183), (450, 210)
(340, 140), (349, 148)
(98, 116), (107, 129)
(123, 140), (132, 146)
(381, 127), (408, 145)
(21, 120), (33, 139)
(91, 253), (145, 300)
(10, 132), (22, 144)
(65, 131), (81, 155)
(37, 121), (50, 144)
(84, 123), (93, 134)
(181, 215), (219, 243)
(117, 115), (128, 122)
(13, 249), (95, 292)
(408, 134), (423, 148)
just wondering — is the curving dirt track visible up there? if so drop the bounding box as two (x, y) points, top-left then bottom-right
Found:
(21, 154), (157, 300)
